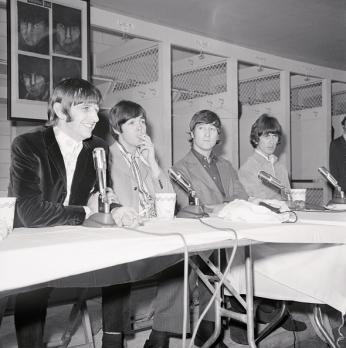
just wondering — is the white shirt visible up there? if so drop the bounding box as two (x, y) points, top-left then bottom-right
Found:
(53, 127), (83, 206)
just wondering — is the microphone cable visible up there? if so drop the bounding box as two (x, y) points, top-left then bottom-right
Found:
(336, 312), (345, 348)
(122, 225), (190, 348)
(124, 218), (240, 348)
(188, 218), (240, 348)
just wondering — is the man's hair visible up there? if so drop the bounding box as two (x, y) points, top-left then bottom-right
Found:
(250, 114), (282, 148)
(19, 2), (49, 26)
(108, 100), (147, 140)
(53, 4), (81, 27)
(342, 116), (346, 127)
(47, 78), (102, 125)
(188, 110), (221, 144)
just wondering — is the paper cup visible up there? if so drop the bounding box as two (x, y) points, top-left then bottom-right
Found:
(291, 189), (306, 202)
(155, 193), (176, 220)
(0, 197), (16, 240)
(290, 189), (306, 209)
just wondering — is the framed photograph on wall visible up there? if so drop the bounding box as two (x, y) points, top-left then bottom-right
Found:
(7, 0), (90, 121)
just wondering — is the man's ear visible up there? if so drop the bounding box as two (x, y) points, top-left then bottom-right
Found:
(53, 102), (67, 121)
(190, 131), (194, 138)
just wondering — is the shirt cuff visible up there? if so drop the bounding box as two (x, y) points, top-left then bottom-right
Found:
(83, 206), (92, 219)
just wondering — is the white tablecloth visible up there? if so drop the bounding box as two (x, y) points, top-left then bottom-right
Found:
(0, 218), (240, 293)
(2, 213), (346, 312)
(226, 211), (346, 314)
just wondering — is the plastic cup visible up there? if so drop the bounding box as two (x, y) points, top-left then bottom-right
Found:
(0, 197), (16, 240)
(155, 193), (176, 219)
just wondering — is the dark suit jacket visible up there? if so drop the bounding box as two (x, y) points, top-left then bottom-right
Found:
(329, 136), (346, 192)
(9, 126), (107, 228)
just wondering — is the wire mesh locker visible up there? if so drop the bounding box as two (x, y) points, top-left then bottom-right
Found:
(92, 37), (171, 169)
(171, 52), (236, 164)
(238, 68), (283, 166)
(290, 76), (327, 203)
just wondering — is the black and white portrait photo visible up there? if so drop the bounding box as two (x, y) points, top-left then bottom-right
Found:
(18, 54), (50, 102)
(17, 2), (49, 55)
(53, 4), (82, 57)
(53, 56), (81, 87)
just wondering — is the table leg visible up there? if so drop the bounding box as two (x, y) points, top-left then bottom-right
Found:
(245, 244), (257, 348)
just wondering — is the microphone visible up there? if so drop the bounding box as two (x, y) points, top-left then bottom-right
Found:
(318, 166), (345, 203)
(83, 147), (115, 227)
(258, 171), (291, 200)
(93, 147), (107, 204)
(168, 168), (207, 218)
(318, 166), (339, 188)
(258, 171), (285, 191)
(168, 168), (193, 196)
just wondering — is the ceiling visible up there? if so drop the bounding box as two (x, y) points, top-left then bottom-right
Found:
(91, 0), (346, 71)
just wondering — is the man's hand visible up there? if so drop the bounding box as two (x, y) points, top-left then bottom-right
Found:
(138, 134), (160, 178)
(111, 207), (143, 227)
(203, 203), (227, 215)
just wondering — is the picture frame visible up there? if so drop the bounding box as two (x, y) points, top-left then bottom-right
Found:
(7, 0), (90, 121)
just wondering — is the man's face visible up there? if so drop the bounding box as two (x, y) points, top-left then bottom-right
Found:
(63, 103), (99, 142)
(257, 133), (279, 156)
(118, 115), (147, 150)
(56, 23), (80, 53)
(22, 72), (47, 99)
(192, 123), (219, 153)
(20, 19), (48, 47)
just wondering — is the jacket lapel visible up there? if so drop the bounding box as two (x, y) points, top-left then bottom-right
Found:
(216, 158), (230, 195)
(110, 143), (133, 178)
(44, 127), (67, 186)
(72, 144), (90, 191)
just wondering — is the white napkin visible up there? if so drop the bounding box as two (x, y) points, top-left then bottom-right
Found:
(217, 199), (290, 223)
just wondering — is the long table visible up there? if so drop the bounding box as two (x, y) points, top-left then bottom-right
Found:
(0, 218), (257, 348)
(1, 214), (346, 347)
(0, 218), (247, 294)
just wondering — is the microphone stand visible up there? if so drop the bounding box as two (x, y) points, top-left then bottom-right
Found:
(84, 197), (116, 227)
(318, 166), (346, 205)
(83, 148), (116, 227)
(330, 186), (346, 204)
(178, 190), (207, 218)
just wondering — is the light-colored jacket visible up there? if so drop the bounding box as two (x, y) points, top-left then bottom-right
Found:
(172, 150), (248, 210)
(239, 150), (290, 200)
(109, 142), (173, 211)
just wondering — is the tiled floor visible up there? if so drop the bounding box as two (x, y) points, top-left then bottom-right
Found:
(0, 299), (344, 348)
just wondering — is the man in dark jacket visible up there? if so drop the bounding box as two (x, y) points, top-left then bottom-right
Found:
(329, 116), (346, 194)
(9, 78), (140, 348)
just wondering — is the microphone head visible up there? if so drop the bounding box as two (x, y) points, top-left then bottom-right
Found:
(318, 166), (339, 187)
(318, 166), (328, 176)
(93, 147), (107, 197)
(93, 147), (107, 170)
(168, 168), (192, 192)
(258, 171), (284, 190)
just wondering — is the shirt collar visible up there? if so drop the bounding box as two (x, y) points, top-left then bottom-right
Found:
(255, 149), (277, 164)
(191, 148), (217, 164)
(53, 126), (83, 156)
(116, 141), (149, 166)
